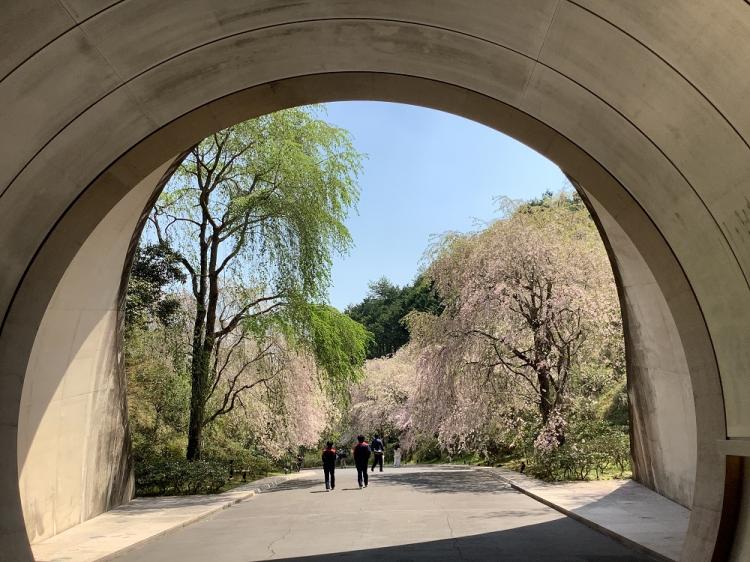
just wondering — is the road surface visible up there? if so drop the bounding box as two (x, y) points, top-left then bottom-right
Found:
(116, 465), (655, 561)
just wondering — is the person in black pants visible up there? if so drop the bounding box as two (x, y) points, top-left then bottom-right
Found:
(322, 441), (337, 491)
(370, 434), (385, 472)
(352, 435), (371, 489)
(336, 447), (348, 469)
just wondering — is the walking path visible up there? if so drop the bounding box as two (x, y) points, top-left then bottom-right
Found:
(485, 467), (689, 561)
(31, 465), (687, 561)
(31, 472), (306, 562)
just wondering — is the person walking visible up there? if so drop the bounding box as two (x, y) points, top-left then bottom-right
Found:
(352, 435), (371, 489)
(370, 434), (385, 472)
(322, 441), (337, 491)
(393, 443), (402, 468)
(337, 447), (348, 469)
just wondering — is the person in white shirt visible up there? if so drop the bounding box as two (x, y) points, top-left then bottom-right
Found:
(393, 443), (402, 468)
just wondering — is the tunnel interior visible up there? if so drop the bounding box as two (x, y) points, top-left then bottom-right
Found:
(1, 3), (749, 561)
(13, 75), (723, 557)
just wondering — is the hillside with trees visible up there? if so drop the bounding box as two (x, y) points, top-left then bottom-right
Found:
(345, 277), (442, 358)
(124, 109), (630, 495)
(345, 192), (630, 480)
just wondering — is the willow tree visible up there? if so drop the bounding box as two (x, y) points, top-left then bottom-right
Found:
(408, 193), (622, 444)
(148, 107), (365, 460)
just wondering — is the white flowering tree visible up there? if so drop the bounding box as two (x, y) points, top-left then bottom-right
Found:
(407, 193), (623, 446)
(348, 347), (417, 442)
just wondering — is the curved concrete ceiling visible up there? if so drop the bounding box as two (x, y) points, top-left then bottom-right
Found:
(1, 2), (749, 560)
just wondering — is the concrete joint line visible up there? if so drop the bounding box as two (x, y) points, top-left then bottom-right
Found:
(717, 438), (750, 458)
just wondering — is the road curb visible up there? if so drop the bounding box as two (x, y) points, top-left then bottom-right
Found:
(99, 471), (308, 561)
(481, 467), (672, 562)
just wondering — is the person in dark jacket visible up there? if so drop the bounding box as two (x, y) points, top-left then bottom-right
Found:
(370, 434), (385, 472)
(352, 435), (371, 489)
(322, 441), (337, 491)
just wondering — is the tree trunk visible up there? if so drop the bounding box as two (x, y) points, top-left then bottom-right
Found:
(186, 262), (208, 460)
(186, 392), (204, 460)
(537, 367), (566, 445)
(186, 166), (212, 460)
(187, 346), (211, 460)
(538, 369), (552, 426)
(186, 195), (221, 460)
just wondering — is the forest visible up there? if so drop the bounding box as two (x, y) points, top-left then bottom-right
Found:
(346, 192), (630, 480)
(124, 108), (630, 496)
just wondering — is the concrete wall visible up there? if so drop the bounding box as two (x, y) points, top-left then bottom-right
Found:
(1, 2), (749, 560)
(582, 187), (697, 508)
(16, 164), (171, 542)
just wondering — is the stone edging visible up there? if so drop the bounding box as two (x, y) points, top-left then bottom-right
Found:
(480, 467), (672, 562)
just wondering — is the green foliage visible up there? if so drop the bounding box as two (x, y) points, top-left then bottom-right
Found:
(242, 456), (275, 479)
(517, 189), (586, 215)
(306, 304), (372, 389)
(303, 449), (324, 468)
(125, 242), (186, 328)
(125, 324), (191, 464)
(524, 420), (631, 481)
(346, 276), (442, 358)
(165, 105), (363, 307)
(147, 106), (365, 460)
(134, 459), (231, 496)
(410, 436), (443, 463)
(597, 381), (630, 426)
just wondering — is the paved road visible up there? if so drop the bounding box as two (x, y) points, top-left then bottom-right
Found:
(116, 466), (656, 561)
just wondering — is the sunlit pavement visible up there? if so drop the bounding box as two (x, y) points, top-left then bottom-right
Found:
(115, 465), (655, 561)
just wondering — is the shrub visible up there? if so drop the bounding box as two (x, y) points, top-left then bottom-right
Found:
(524, 420), (630, 481)
(243, 455), (274, 480)
(135, 459), (230, 496)
(303, 449), (323, 468)
(411, 436), (442, 463)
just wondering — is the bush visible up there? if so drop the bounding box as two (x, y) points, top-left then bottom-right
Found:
(243, 455), (274, 480)
(135, 459), (231, 496)
(303, 449), (323, 468)
(597, 381), (629, 426)
(411, 436), (442, 463)
(524, 420), (630, 481)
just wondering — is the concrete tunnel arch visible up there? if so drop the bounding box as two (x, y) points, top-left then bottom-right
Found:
(1, 2), (749, 561)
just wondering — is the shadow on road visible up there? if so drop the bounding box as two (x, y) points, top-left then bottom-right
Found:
(270, 467), (507, 495)
(268, 518), (658, 561)
(365, 468), (510, 494)
(262, 478), (321, 493)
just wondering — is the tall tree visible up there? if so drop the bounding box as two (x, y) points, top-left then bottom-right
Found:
(346, 276), (442, 358)
(148, 107), (364, 460)
(125, 243), (191, 462)
(125, 242), (186, 329)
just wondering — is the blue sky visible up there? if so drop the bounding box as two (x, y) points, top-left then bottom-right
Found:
(322, 101), (567, 310)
